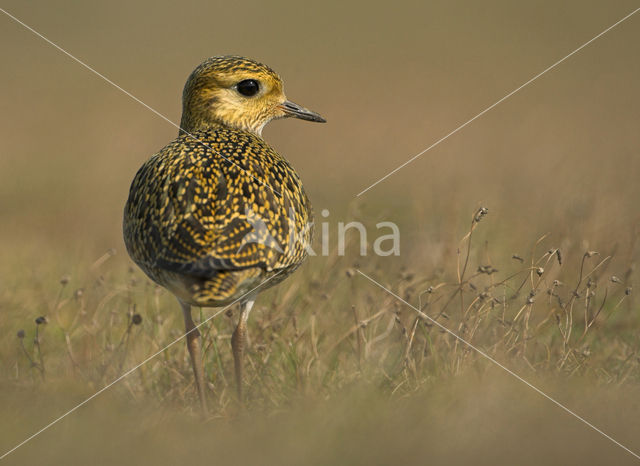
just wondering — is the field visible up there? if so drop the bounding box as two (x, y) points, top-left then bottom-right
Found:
(1, 1), (640, 464)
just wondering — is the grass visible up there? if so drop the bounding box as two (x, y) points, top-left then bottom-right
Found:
(2, 209), (640, 464)
(3, 208), (638, 407)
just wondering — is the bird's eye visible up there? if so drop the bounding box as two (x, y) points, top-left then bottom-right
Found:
(236, 79), (260, 97)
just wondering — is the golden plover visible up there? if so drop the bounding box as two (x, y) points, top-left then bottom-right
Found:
(123, 56), (325, 408)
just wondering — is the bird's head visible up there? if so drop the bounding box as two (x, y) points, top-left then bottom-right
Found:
(180, 56), (325, 136)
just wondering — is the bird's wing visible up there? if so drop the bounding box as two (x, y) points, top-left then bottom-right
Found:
(125, 135), (309, 278)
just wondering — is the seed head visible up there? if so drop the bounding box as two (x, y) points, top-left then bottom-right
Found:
(35, 316), (48, 325)
(17, 329), (25, 339)
(473, 207), (489, 223)
(132, 314), (143, 325)
(478, 265), (498, 275)
(555, 249), (563, 265)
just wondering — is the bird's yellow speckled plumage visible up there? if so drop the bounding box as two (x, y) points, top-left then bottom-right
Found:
(123, 56), (320, 307)
(123, 125), (312, 306)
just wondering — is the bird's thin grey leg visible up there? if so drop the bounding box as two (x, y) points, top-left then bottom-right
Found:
(180, 299), (207, 413)
(231, 299), (254, 402)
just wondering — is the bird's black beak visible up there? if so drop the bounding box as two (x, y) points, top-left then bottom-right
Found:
(279, 100), (326, 123)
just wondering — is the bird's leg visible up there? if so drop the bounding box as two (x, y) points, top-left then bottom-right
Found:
(231, 300), (254, 402)
(180, 299), (207, 413)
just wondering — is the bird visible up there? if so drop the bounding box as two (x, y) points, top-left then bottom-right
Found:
(123, 55), (325, 410)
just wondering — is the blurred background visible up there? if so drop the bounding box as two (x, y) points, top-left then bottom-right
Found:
(1, 0), (640, 464)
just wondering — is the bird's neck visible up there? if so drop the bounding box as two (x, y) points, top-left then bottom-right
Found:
(180, 109), (265, 138)
(180, 108), (220, 134)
